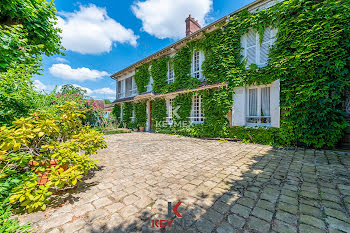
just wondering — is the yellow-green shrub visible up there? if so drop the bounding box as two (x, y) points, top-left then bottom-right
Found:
(0, 102), (107, 212)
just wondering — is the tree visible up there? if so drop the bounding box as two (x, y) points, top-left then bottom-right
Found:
(59, 84), (87, 97)
(104, 99), (112, 104)
(0, 0), (63, 72)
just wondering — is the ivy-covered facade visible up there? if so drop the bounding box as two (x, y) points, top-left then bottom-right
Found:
(110, 0), (349, 149)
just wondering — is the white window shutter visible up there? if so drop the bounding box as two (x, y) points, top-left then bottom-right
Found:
(246, 29), (257, 66)
(259, 27), (272, 66)
(232, 87), (246, 126)
(270, 79), (280, 128)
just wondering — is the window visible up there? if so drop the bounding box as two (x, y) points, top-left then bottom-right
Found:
(167, 62), (174, 84)
(131, 107), (135, 122)
(132, 77), (138, 95)
(147, 77), (153, 92)
(191, 50), (204, 80)
(190, 95), (204, 124)
(166, 99), (173, 124)
(117, 80), (124, 98)
(242, 27), (276, 67)
(125, 78), (132, 97)
(246, 86), (271, 126)
(147, 65), (153, 92)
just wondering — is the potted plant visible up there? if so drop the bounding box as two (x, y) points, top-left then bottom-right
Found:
(29, 160), (68, 185)
(139, 123), (145, 132)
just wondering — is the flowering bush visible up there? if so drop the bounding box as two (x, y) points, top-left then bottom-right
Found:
(0, 102), (107, 213)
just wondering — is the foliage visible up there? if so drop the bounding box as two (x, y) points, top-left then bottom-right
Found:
(134, 101), (147, 127)
(112, 104), (121, 120)
(151, 57), (169, 93)
(173, 46), (201, 90)
(0, 102), (107, 213)
(59, 84), (87, 97)
(172, 93), (193, 123)
(55, 94), (104, 126)
(151, 0), (349, 148)
(227, 126), (283, 146)
(201, 87), (233, 137)
(0, 65), (42, 126)
(0, 202), (31, 232)
(122, 102), (133, 128)
(151, 99), (167, 128)
(134, 64), (150, 94)
(104, 99), (111, 104)
(0, 0), (63, 72)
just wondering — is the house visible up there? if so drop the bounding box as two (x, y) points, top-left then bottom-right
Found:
(110, 0), (349, 148)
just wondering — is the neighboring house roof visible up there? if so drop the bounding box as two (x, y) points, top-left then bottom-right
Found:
(110, 0), (275, 80)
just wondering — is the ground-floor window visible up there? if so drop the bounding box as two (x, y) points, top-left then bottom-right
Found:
(190, 95), (204, 124)
(166, 98), (173, 124)
(131, 107), (135, 122)
(246, 86), (271, 126)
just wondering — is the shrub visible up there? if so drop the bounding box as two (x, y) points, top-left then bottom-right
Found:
(0, 102), (107, 213)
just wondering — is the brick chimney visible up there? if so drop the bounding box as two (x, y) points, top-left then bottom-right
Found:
(185, 14), (201, 36)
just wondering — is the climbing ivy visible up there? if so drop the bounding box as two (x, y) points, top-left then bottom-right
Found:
(151, 99), (167, 129)
(111, 104), (121, 120)
(122, 102), (133, 128)
(128, 0), (349, 148)
(200, 87), (233, 137)
(134, 101), (147, 127)
(172, 93), (193, 123)
(134, 64), (150, 94)
(173, 47), (201, 90)
(151, 57), (168, 93)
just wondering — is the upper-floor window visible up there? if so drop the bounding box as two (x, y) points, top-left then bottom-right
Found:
(191, 50), (204, 80)
(190, 95), (204, 124)
(147, 65), (153, 92)
(166, 98), (173, 124)
(246, 85), (271, 126)
(167, 62), (174, 84)
(242, 27), (276, 68)
(117, 80), (124, 99)
(117, 76), (138, 99)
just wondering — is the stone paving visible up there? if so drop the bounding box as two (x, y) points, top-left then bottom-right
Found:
(18, 133), (350, 233)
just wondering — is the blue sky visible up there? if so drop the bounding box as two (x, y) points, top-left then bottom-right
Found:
(34, 0), (256, 101)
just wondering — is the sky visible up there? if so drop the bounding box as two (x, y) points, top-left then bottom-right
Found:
(34, 0), (256, 101)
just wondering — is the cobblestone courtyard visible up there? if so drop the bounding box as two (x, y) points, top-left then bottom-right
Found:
(19, 133), (350, 232)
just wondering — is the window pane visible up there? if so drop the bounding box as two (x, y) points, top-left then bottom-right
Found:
(261, 87), (270, 117)
(125, 78), (132, 97)
(117, 81), (122, 97)
(249, 88), (258, 116)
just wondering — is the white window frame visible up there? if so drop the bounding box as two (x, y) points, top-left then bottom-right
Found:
(191, 50), (204, 81)
(190, 95), (204, 124)
(131, 107), (135, 122)
(246, 84), (272, 127)
(117, 80), (125, 99)
(131, 77), (138, 96)
(166, 98), (173, 124)
(241, 27), (277, 68)
(147, 65), (153, 92)
(167, 62), (174, 84)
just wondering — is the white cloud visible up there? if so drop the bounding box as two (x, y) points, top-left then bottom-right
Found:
(71, 84), (93, 96)
(57, 4), (138, 54)
(55, 57), (69, 63)
(94, 87), (116, 95)
(33, 80), (48, 92)
(131, 0), (212, 39)
(49, 64), (109, 82)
